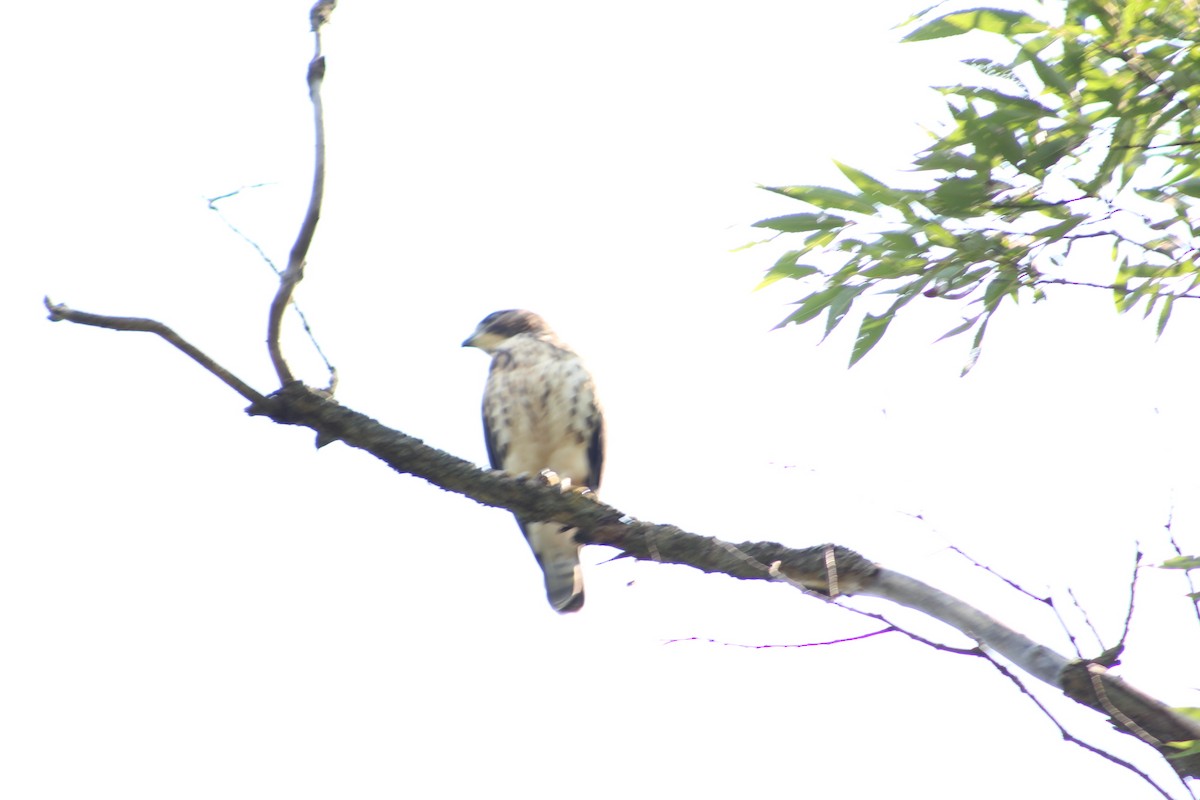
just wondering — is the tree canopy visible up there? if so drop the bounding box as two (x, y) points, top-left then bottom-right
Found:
(756, 0), (1200, 373)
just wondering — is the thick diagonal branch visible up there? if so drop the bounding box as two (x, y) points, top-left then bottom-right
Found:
(247, 381), (870, 589)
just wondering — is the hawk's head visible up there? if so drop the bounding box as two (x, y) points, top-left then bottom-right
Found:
(462, 309), (553, 353)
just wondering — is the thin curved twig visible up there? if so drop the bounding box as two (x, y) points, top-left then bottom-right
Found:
(1035, 277), (1200, 300)
(266, 4), (334, 387)
(205, 184), (282, 273)
(949, 544), (1084, 658)
(44, 298), (265, 405)
(207, 185), (337, 385)
(662, 629), (895, 649)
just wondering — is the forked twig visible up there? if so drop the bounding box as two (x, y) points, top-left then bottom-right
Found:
(949, 545), (1084, 658)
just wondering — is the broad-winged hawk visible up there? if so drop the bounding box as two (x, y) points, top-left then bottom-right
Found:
(463, 310), (605, 613)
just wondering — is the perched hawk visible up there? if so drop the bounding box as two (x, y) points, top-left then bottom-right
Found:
(463, 310), (604, 613)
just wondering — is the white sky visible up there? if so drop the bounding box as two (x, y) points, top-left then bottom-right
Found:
(7, 1), (1200, 798)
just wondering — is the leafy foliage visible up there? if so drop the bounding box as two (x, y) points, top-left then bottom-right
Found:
(755, 1), (1200, 371)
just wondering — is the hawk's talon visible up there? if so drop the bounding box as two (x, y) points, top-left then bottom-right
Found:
(536, 469), (563, 488)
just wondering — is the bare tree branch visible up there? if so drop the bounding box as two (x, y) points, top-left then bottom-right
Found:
(43, 298), (265, 405)
(266, 8), (333, 388)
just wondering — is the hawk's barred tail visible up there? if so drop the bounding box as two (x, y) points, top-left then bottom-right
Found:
(527, 521), (585, 613)
(543, 553), (585, 613)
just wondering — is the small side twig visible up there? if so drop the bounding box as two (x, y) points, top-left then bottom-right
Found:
(1035, 277), (1200, 301)
(834, 603), (982, 656)
(1105, 546), (1143, 664)
(1067, 587), (1108, 655)
(1112, 138), (1200, 151)
(206, 183), (281, 273)
(44, 298), (265, 405)
(207, 185), (338, 386)
(949, 545), (1083, 658)
(1164, 507), (1200, 628)
(949, 545), (1050, 601)
(662, 629), (895, 649)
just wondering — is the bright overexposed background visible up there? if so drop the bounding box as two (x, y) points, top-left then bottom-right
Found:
(6, 2), (1199, 798)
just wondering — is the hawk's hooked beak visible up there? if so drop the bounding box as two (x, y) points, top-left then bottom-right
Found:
(463, 328), (502, 352)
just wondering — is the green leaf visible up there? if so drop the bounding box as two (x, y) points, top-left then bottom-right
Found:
(1172, 177), (1200, 198)
(849, 311), (895, 367)
(822, 285), (866, 341)
(1112, 257), (1131, 311)
(1031, 216), (1086, 239)
(1157, 295), (1174, 338)
(778, 285), (850, 328)
(1165, 741), (1200, 761)
(936, 314), (983, 342)
(756, 251), (820, 289)
(961, 316), (992, 376)
(903, 8), (1046, 42)
(983, 273), (1015, 311)
(833, 161), (905, 206)
(923, 222), (958, 247)
(1142, 290), (1160, 320)
(930, 176), (995, 215)
(1025, 135), (1079, 172)
(878, 231), (922, 256)
(942, 266), (992, 292)
(950, 87), (1053, 120)
(1160, 554), (1200, 569)
(1019, 45), (1075, 96)
(764, 185), (877, 215)
(961, 57), (1021, 86)
(861, 259), (927, 279)
(753, 213), (848, 233)
(913, 148), (984, 173)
